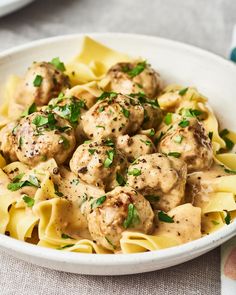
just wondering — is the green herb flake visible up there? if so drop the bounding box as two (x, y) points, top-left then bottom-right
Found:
(168, 152), (181, 158)
(219, 129), (229, 137)
(7, 175), (40, 191)
(22, 195), (35, 207)
(178, 87), (189, 96)
(103, 139), (115, 147)
(158, 211), (174, 223)
(140, 139), (152, 146)
(128, 168), (141, 176)
(18, 136), (23, 148)
(173, 135), (183, 144)
(126, 61), (147, 78)
(88, 149), (96, 155)
(91, 195), (106, 209)
(149, 129), (155, 137)
(32, 115), (49, 127)
(59, 136), (70, 149)
(211, 220), (220, 226)
(123, 203), (140, 229)
(104, 150), (115, 168)
(224, 211), (231, 225)
(97, 92), (117, 101)
(116, 172), (126, 186)
(58, 244), (75, 250)
(21, 103), (37, 117)
(178, 119), (190, 128)
(50, 57), (66, 72)
(105, 237), (116, 249)
(71, 179), (80, 185)
(99, 106), (104, 112)
(61, 233), (72, 239)
(208, 132), (213, 141)
(33, 75), (43, 87)
(164, 113), (172, 125)
(145, 195), (160, 202)
(183, 108), (203, 118)
(122, 108), (130, 118)
(224, 168), (236, 174)
(96, 125), (105, 129)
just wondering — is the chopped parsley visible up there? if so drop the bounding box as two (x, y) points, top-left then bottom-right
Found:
(145, 195), (160, 202)
(33, 75), (43, 87)
(18, 136), (23, 148)
(178, 119), (190, 128)
(168, 152), (181, 158)
(97, 92), (117, 101)
(219, 129), (234, 150)
(224, 168), (236, 174)
(128, 168), (141, 176)
(22, 195), (35, 207)
(208, 132), (213, 141)
(61, 233), (72, 239)
(88, 149), (96, 155)
(122, 107), (130, 118)
(154, 131), (164, 145)
(211, 220), (220, 226)
(58, 244), (75, 250)
(99, 106), (104, 112)
(140, 139), (152, 146)
(123, 203), (140, 229)
(96, 125), (105, 129)
(91, 195), (106, 209)
(116, 172), (126, 186)
(173, 135), (183, 144)
(103, 138), (115, 147)
(124, 61), (147, 78)
(224, 211), (231, 225)
(50, 57), (66, 72)
(104, 150), (115, 168)
(182, 108), (202, 118)
(149, 129), (155, 137)
(7, 174), (40, 191)
(71, 179), (80, 185)
(158, 211), (174, 223)
(53, 99), (85, 124)
(54, 183), (64, 197)
(105, 237), (116, 249)
(21, 102), (37, 117)
(178, 87), (188, 96)
(164, 113), (172, 125)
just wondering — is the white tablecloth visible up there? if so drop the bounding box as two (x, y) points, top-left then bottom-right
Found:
(0, 0), (236, 294)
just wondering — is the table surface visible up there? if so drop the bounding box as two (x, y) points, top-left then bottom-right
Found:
(0, 0), (235, 294)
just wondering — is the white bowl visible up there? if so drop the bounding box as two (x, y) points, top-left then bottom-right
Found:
(0, 33), (236, 275)
(0, 0), (34, 18)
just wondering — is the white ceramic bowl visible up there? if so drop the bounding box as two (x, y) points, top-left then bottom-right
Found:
(0, 0), (34, 18)
(0, 33), (236, 275)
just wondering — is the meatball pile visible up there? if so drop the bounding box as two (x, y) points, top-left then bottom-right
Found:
(0, 59), (213, 251)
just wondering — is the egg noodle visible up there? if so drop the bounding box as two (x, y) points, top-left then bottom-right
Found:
(0, 37), (235, 254)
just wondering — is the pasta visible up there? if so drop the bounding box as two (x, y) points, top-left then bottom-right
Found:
(0, 36), (235, 255)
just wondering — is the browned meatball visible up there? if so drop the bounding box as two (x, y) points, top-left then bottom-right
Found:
(14, 111), (76, 166)
(15, 62), (69, 106)
(158, 117), (213, 172)
(127, 153), (187, 212)
(0, 122), (18, 162)
(81, 93), (144, 141)
(70, 140), (128, 191)
(117, 134), (156, 162)
(87, 186), (154, 250)
(105, 62), (163, 98)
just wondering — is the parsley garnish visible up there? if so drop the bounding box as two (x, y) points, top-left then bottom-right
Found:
(122, 108), (130, 118)
(97, 92), (117, 101)
(91, 195), (106, 209)
(99, 106), (104, 112)
(149, 129), (155, 137)
(21, 103), (37, 117)
(104, 150), (115, 168)
(219, 129), (234, 150)
(53, 99), (85, 124)
(71, 179), (79, 185)
(103, 139), (114, 147)
(178, 119), (190, 128)
(168, 152), (181, 158)
(140, 139), (152, 146)
(208, 132), (213, 141)
(211, 220), (220, 226)
(96, 125), (105, 129)
(61, 233), (72, 239)
(128, 168), (141, 176)
(58, 244), (75, 250)
(178, 87), (188, 96)
(182, 108), (202, 118)
(54, 183), (64, 197)
(33, 75), (43, 87)
(50, 57), (66, 72)
(154, 131), (164, 145)
(22, 195), (35, 207)
(7, 175), (40, 191)
(164, 113), (172, 125)
(33, 115), (50, 126)
(116, 172), (126, 186)
(59, 136), (70, 149)
(145, 195), (160, 202)
(125, 61), (147, 78)
(224, 168), (236, 174)
(105, 237), (116, 249)
(123, 203), (140, 229)
(224, 211), (231, 225)
(88, 149), (96, 155)
(158, 211), (174, 223)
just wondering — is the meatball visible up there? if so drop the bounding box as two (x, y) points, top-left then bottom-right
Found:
(127, 153), (187, 212)
(15, 62), (69, 106)
(105, 62), (163, 98)
(0, 122), (18, 162)
(81, 93), (144, 140)
(117, 134), (156, 162)
(87, 186), (154, 250)
(158, 117), (213, 172)
(14, 111), (76, 166)
(70, 140), (128, 191)
(142, 102), (163, 130)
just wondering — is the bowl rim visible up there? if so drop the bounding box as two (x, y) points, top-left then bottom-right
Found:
(0, 32), (236, 268)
